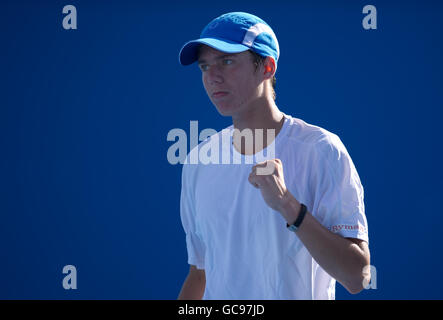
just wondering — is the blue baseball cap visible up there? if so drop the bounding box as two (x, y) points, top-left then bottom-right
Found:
(179, 12), (280, 67)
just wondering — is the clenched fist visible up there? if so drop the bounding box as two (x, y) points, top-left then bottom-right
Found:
(248, 158), (292, 213)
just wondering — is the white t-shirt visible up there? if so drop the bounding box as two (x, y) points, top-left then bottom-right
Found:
(180, 112), (369, 300)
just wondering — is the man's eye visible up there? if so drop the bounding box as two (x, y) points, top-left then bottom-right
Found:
(199, 65), (209, 71)
(223, 59), (233, 65)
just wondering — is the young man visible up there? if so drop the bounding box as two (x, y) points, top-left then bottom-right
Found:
(177, 12), (370, 300)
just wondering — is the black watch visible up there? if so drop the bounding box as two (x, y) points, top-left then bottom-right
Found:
(286, 203), (307, 232)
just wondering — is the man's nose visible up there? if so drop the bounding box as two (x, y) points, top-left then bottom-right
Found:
(207, 65), (223, 85)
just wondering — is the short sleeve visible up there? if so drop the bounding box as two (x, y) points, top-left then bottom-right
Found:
(180, 163), (206, 269)
(310, 133), (369, 243)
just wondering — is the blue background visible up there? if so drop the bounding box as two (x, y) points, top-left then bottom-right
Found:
(1, 0), (442, 299)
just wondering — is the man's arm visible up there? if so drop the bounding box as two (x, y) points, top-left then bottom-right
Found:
(248, 159), (371, 295)
(280, 192), (371, 294)
(178, 265), (206, 300)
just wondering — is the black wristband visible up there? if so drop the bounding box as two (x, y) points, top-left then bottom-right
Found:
(286, 203), (307, 232)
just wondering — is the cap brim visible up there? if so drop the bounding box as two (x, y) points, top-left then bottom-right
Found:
(179, 38), (250, 66)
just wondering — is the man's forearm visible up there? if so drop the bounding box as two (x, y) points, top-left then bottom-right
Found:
(178, 271), (206, 300)
(279, 192), (370, 294)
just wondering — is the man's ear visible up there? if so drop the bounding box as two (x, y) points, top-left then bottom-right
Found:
(263, 56), (276, 79)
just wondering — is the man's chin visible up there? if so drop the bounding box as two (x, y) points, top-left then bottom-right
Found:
(214, 103), (236, 117)
(217, 110), (234, 117)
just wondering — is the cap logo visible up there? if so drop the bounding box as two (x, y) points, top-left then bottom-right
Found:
(242, 23), (280, 58)
(208, 21), (219, 29)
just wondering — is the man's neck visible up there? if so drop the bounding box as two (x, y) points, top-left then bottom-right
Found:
(231, 97), (285, 155)
(232, 97), (283, 131)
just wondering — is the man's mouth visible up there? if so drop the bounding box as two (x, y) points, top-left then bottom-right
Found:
(212, 91), (229, 98)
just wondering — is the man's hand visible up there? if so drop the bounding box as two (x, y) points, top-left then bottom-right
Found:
(248, 159), (294, 214)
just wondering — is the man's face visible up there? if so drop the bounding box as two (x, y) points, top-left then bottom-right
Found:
(197, 45), (263, 117)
